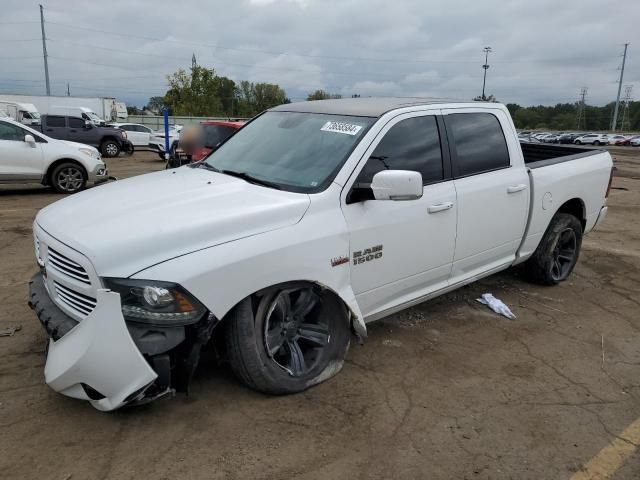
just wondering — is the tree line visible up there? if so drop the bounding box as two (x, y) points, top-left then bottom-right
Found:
(127, 62), (639, 132)
(506, 101), (640, 132)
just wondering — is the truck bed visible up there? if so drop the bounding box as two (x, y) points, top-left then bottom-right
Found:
(520, 142), (604, 169)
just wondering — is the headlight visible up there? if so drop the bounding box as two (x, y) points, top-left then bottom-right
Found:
(79, 147), (99, 158)
(103, 278), (207, 326)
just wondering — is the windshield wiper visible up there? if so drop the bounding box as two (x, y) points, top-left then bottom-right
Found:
(219, 169), (282, 190)
(193, 161), (219, 172)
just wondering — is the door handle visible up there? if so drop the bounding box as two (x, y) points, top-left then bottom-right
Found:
(428, 202), (454, 213)
(507, 184), (527, 194)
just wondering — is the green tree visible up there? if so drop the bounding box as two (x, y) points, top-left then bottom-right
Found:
(307, 90), (342, 101)
(146, 96), (169, 114)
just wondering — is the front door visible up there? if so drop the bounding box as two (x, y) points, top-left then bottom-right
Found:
(0, 120), (43, 181)
(341, 112), (457, 320)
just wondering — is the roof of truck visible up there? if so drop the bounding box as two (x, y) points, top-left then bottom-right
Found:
(270, 97), (488, 117)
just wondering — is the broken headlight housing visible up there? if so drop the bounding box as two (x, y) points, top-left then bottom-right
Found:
(103, 278), (206, 326)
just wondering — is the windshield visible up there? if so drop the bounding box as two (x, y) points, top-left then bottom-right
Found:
(87, 112), (102, 123)
(205, 111), (374, 192)
(22, 111), (40, 119)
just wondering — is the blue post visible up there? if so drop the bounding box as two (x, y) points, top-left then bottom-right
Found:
(163, 109), (170, 160)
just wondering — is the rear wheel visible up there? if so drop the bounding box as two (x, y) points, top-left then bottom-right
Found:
(50, 162), (86, 194)
(224, 285), (350, 394)
(524, 213), (583, 285)
(594, 140), (601, 146)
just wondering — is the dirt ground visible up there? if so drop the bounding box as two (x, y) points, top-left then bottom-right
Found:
(1, 148), (639, 480)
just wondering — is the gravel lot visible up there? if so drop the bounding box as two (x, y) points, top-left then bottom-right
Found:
(1, 148), (639, 479)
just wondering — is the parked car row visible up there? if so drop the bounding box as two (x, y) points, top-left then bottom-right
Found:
(519, 131), (640, 146)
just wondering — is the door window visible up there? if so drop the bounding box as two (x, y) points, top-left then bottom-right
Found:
(0, 121), (26, 141)
(447, 113), (510, 177)
(46, 116), (66, 128)
(68, 117), (85, 128)
(355, 115), (443, 186)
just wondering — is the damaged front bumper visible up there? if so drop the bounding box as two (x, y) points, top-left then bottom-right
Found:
(28, 273), (217, 411)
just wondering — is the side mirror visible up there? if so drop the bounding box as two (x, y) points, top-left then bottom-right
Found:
(84, 121), (93, 129)
(24, 134), (36, 147)
(371, 170), (423, 201)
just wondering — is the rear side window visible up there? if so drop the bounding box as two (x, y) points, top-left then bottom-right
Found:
(0, 121), (26, 141)
(46, 116), (66, 128)
(68, 117), (84, 128)
(447, 113), (510, 177)
(356, 115), (443, 185)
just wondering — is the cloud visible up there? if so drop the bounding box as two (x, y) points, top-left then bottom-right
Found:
(0, 0), (636, 107)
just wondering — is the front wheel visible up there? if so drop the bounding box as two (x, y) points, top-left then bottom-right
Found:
(524, 213), (583, 285)
(50, 162), (86, 194)
(593, 140), (601, 146)
(224, 285), (350, 394)
(574, 140), (582, 145)
(101, 140), (121, 157)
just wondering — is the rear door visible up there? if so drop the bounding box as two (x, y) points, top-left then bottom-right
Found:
(42, 115), (68, 140)
(0, 120), (44, 181)
(441, 108), (529, 283)
(342, 112), (457, 319)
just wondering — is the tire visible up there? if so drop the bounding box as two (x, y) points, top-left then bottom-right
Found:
(170, 142), (178, 158)
(524, 213), (583, 285)
(224, 285), (350, 395)
(593, 140), (601, 146)
(50, 162), (86, 194)
(574, 140), (582, 145)
(101, 139), (120, 158)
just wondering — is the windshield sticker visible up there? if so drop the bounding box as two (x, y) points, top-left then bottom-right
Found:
(321, 121), (363, 136)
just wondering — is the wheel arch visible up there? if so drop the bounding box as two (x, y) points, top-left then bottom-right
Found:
(556, 197), (586, 230)
(43, 158), (87, 186)
(224, 279), (367, 340)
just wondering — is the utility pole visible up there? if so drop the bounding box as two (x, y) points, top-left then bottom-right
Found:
(66, 83), (70, 96)
(576, 87), (587, 130)
(611, 42), (629, 131)
(481, 46), (492, 101)
(39, 4), (51, 96)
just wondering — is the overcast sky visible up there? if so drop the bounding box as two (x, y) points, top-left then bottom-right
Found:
(1, 0), (637, 108)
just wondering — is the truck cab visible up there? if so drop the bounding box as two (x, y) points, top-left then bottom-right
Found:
(0, 101), (41, 126)
(51, 106), (104, 125)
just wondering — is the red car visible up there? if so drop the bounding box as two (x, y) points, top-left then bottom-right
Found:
(179, 120), (245, 162)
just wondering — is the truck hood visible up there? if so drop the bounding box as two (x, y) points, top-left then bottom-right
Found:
(36, 167), (310, 277)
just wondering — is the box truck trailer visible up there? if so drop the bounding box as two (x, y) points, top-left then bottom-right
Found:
(0, 94), (127, 124)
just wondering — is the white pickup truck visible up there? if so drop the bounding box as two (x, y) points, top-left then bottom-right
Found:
(28, 98), (612, 411)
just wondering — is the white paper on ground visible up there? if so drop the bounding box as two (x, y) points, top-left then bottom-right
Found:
(476, 293), (516, 320)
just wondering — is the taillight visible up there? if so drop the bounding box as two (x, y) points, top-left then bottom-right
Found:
(605, 167), (614, 199)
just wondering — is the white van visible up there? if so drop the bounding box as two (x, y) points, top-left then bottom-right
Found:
(0, 101), (41, 126)
(50, 106), (104, 125)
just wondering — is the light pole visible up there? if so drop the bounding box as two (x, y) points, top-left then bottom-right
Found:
(481, 46), (492, 101)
